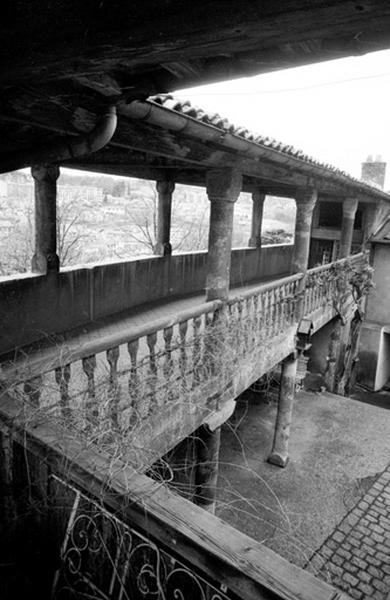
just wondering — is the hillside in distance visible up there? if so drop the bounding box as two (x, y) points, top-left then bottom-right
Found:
(0, 170), (295, 276)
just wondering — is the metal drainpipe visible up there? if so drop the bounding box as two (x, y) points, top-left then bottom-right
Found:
(0, 105), (117, 174)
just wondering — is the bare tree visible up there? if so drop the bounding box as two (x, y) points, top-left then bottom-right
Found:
(0, 206), (34, 276)
(57, 194), (90, 266)
(0, 193), (91, 276)
(124, 182), (209, 255)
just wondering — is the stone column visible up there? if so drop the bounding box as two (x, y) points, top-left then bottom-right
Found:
(339, 197), (358, 258)
(31, 164), (60, 273)
(155, 180), (175, 256)
(205, 168), (242, 301)
(248, 189), (265, 247)
(268, 353), (298, 468)
(291, 188), (317, 274)
(362, 203), (377, 251)
(324, 317), (343, 392)
(194, 424), (221, 513)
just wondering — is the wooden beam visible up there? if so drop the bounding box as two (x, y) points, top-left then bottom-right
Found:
(2, 1), (390, 88)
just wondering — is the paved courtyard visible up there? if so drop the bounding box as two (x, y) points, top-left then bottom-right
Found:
(217, 387), (390, 599)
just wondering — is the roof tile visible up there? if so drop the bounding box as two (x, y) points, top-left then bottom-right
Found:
(148, 93), (388, 194)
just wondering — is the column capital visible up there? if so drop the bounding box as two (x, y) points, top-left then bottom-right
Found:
(206, 168), (242, 202)
(343, 197), (358, 217)
(156, 180), (175, 195)
(251, 188), (266, 203)
(31, 164), (60, 183)
(295, 187), (318, 207)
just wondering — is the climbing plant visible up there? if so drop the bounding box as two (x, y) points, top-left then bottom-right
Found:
(305, 255), (374, 318)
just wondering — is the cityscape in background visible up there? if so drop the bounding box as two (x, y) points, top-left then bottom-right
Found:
(0, 170), (295, 276)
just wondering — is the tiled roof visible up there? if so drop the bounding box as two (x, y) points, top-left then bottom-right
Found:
(149, 94), (385, 193)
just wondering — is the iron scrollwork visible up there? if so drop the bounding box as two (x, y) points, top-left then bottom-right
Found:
(52, 477), (230, 600)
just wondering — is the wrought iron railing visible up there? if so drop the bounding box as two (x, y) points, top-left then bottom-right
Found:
(0, 390), (349, 600)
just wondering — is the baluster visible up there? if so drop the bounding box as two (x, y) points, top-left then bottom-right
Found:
(279, 285), (285, 330)
(236, 299), (244, 349)
(249, 295), (256, 347)
(257, 293), (264, 338)
(163, 325), (174, 403)
(23, 375), (42, 408)
(82, 355), (97, 422)
(269, 289), (276, 336)
(251, 294), (258, 348)
(127, 339), (139, 423)
(284, 284), (290, 325)
(313, 273), (319, 310)
(179, 320), (188, 388)
(303, 276), (309, 315)
(289, 282), (296, 323)
(204, 310), (216, 378)
(274, 286), (281, 335)
(54, 365), (71, 419)
(107, 346), (120, 426)
(192, 315), (202, 389)
(270, 289), (276, 336)
(146, 332), (158, 414)
(284, 283), (290, 326)
(262, 291), (268, 336)
(243, 297), (252, 350)
(284, 284), (290, 327)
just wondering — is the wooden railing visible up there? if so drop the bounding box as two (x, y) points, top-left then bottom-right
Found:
(0, 390), (349, 600)
(1, 253), (367, 466)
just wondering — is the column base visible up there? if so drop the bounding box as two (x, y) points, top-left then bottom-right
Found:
(248, 236), (261, 248)
(267, 452), (289, 468)
(154, 241), (172, 256)
(194, 499), (216, 514)
(31, 252), (60, 274)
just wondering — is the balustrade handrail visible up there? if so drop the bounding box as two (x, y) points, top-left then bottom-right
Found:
(0, 298), (222, 384)
(227, 272), (302, 304)
(0, 274), (303, 384)
(1, 253), (368, 385)
(307, 251), (368, 276)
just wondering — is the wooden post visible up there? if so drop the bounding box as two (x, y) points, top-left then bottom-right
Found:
(194, 424), (221, 513)
(248, 189), (265, 248)
(155, 180), (175, 256)
(268, 353), (298, 468)
(291, 188), (317, 274)
(339, 197), (358, 258)
(205, 168), (242, 301)
(31, 164), (60, 273)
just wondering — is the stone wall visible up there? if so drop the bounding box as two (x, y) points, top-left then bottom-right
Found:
(0, 244), (292, 355)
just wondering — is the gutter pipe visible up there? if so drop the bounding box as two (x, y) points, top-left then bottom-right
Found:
(0, 106), (117, 174)
(120, 100), (389, 202)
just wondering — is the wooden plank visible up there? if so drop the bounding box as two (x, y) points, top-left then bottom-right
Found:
(0, 391), (349, 600)
(3, 0), (390, 86)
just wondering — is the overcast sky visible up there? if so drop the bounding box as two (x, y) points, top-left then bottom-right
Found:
(177, 48), (390, 189)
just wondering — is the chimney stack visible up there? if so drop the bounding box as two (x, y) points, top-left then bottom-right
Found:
(361, 154), (386, 189)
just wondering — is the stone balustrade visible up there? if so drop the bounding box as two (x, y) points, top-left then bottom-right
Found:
(1, 252), (368, 469)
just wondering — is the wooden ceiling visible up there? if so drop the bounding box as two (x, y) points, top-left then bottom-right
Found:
(1, 1), (390, 184)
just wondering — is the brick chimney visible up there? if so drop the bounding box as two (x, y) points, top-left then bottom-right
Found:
(361, 154), (386, 189)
